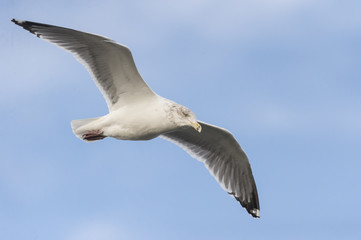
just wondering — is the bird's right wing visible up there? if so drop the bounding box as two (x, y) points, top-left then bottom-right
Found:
(161, 121), (260, 218)
(12, 19), (155, 111)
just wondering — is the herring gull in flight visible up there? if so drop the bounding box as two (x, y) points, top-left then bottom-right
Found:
(12, 19), (260, 218)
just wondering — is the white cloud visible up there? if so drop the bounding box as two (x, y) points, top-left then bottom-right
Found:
(66, 221), (128, 240)
(132, 0), (316, 42)
(241, 97), (361, 138)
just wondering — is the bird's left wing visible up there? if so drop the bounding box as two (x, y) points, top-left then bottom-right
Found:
(161, 121), (260, 218)
(12, 19), (155, 111)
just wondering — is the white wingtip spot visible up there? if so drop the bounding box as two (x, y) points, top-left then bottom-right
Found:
(12, 19), (24, 24)
(251, 209), (260, 218)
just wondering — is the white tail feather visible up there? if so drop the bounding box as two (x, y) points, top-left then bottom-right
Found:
(71, 117), (101, 141)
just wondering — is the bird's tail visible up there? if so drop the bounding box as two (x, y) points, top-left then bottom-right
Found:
(71, 117), (106, 142)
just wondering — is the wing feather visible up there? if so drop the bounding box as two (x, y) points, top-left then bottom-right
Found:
(161, 121), (260, 218)
(12, 19), (155, 111)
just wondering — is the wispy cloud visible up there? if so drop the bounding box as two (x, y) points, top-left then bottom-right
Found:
(65, 221), (128, 240)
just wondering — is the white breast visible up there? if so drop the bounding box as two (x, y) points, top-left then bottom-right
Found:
(101, 96), (179, 140)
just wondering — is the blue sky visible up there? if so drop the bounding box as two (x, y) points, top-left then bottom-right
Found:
(1, 0), (361, 239)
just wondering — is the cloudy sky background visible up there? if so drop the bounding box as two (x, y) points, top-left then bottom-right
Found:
(1, 0), (361, 239)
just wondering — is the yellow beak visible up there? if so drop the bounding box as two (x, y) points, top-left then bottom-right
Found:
(191, 121), (202, 133)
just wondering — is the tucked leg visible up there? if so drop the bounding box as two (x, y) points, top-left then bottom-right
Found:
(82, 129), (106, 141)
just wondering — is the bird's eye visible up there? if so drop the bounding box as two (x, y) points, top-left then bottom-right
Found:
(183, 112), (189, 117)
(182, 109), (190, 117)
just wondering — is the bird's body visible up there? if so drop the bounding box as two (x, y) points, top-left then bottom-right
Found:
(73, 96), (191, 141)
(12, 19), (260, 218)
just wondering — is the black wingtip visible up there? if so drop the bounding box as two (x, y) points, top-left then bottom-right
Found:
(249, 208), (260, 218)
(230, 191), (260, 218)
(11, 19), (42, 37)
(242, 202), (260, 218)
(11, 18), (22, 25)
(12, 19), (30, 31)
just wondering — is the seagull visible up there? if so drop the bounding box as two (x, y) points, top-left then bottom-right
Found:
(12, 19), (260, 218)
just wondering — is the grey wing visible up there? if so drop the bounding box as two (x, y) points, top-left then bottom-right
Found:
(12, 19), (155, 111)
(161, 121), (260, 218)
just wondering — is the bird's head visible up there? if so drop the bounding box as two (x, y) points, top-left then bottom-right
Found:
(173, 106), (202, 133)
